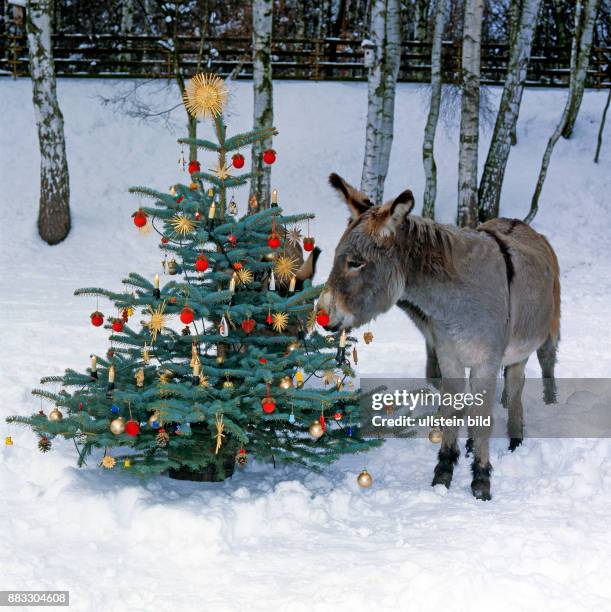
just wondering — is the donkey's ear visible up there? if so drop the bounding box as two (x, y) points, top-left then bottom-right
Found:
(328, 173), (373, 220)
(379, 189), (415, 236)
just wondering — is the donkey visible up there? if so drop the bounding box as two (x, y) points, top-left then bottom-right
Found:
(318, 174), (561, 501)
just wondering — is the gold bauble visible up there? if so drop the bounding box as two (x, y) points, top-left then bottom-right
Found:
(110, 417), (125, 435)
(48, 407), (63, 421)
(363, 331), (374, 344)
(287, 341), (300, 352)
(167, 258), (178, 275)
(428, 428), (443, 444)
(223, 380), (234, 389)
(308, 420), (324, 440)
(216, 355), (225, 365)
(123, 458), (132, 468)
(5, 436), (13, 446)
(357, 469), (373, 488)
(279, 376), (293, 390)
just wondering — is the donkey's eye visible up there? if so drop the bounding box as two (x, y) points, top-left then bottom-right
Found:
(347, 259), (365, 270)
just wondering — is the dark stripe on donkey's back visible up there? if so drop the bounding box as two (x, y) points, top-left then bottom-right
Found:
(480, 229), (514, 285)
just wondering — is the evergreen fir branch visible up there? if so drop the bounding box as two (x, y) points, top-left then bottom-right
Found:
(122, 272), (154, 291)
(177, 137), (221, 152)
(31, 388), (66, 404)
(74, 287), (125, 301)
(39, 375), (65, 384)
(129, 186), (177, 206)
(224, 126), (278, 151)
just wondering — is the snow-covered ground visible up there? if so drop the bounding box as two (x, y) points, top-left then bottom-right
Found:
(1, 79), (610, 612)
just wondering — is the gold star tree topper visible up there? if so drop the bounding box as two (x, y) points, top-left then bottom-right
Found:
(183, 73), (228, 119)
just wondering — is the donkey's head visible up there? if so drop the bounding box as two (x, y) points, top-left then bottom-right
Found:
(317, 173), (415, 330)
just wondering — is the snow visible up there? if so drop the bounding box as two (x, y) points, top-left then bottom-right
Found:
(1, 79), (611, 611)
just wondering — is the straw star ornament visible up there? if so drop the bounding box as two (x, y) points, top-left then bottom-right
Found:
(183, 73), (228, 119)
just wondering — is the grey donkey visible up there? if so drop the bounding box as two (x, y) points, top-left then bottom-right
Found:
(317, 174), (561, 501)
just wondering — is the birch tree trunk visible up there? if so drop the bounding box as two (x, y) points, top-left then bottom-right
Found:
(26, 0), (71, 245)
(594, 87), (610, 163)
(526, 0), (598, 222)
(478, 0), (542, 222)
(119, 0), (134, 65)
(561, 0), (600, 139)
(250, 0), (274, 209)
(360, 0), (402, 203)
(456, 0), (483, 228)
(421, 0), (447, 219)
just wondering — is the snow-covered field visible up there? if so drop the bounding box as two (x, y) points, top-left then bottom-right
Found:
(1, 79), (611, 611)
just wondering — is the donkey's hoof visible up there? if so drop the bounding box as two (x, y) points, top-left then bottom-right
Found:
(432, 467), (453, 489)
(465, 437), (474, 457)
(471, 461), (492, 501)
(471, 478), (492, 501)
(508, 437), (523, 452)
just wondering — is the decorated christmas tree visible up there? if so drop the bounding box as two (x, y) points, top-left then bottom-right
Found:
(8, 74), (377, 482)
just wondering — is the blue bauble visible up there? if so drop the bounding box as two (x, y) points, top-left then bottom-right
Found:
(348, 426), (353, 437)
(111, 404), (120, 414)
(288, 413), (296, 424)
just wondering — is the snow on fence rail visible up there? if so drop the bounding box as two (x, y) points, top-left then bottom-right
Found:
(1, 34), (609, 88)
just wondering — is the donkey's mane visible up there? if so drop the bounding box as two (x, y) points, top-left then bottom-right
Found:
(399, 216), (455, 277)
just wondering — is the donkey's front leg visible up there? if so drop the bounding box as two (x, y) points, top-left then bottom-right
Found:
(432, 358), (464, 489)
(468, 364), (499, 501)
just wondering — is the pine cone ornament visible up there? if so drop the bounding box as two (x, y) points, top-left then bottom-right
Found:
(38, 436), (52, 453)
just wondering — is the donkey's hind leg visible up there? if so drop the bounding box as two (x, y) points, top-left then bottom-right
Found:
(537, 335), (558, 404)
(426, 341), (442, 388)
(432, 356), (463, 489)
(468, 364), (499, 501)
(505, 359), (527, 452)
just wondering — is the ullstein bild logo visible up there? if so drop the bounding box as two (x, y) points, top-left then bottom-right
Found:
(359, 378), (611, 438)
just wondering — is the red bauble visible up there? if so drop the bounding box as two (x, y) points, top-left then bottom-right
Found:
(262, 398), (276, 414)
(303, 237), (315, 252)
(232, 153), (245, 169)
(334, 411), (343, 421)
(241, 318), (255, 334)
(161, 236), (169, 244)
(259, 357), (267, 364)
(265, 313), (273, 324)
(233, 262), (242, 270)
(262, 149), (276, 165)
(316, 309), (330, 327)
(195, 254), (209, 272)
(112, 320), (124, 332)
(133, 210), (148, 228)
(194, 210), (202, 220)
(320, 415), (326, 432)
(180, 306), (195, 324)
(227, 234), (237, 246)
(267, 234), (281, 249)
(188, 160), (201, 174)
(125, 420), (140, 436)
(90, 311), (104, 327)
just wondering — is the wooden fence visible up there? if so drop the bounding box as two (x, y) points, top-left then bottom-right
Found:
(1, 34), (609, 87)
